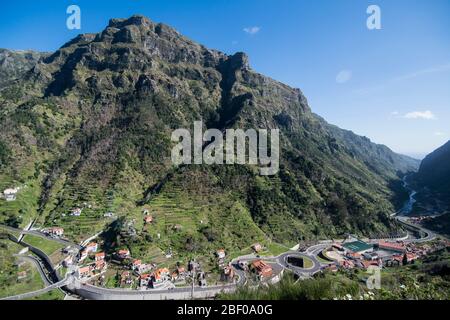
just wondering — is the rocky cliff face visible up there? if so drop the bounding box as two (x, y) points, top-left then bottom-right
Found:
(0, 15), (419, 254)
(0, 49), (47, 88)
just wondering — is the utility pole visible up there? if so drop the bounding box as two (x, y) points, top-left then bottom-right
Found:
(191, 259), (196, 300)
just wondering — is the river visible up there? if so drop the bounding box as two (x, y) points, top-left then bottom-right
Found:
(398, 175), (417, 216)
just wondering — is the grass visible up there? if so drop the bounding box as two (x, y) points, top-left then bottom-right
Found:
(27, 289), (65, 300)
(302, 256), (314, 269)
(22, 235), (64, 256)
(0, 240), (46, 299)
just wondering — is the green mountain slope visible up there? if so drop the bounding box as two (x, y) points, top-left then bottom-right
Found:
(0, 15), (419, 258)
(416, 140), (450, 197)
(411, 141), (450, 235)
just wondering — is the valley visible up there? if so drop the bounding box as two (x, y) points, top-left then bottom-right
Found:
(0, 14), (448, 301)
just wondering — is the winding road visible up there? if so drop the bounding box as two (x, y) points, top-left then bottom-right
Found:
(0, 177), (440, 301)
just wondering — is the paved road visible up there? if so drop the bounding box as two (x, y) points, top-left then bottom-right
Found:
(277, 251), (322, 276)
(15, 255), (52, 286)
(0, 277), (70, 301)
(0, 198), (439, 301)
(0, 224), (81, 249)
(395, 216), (436, 243)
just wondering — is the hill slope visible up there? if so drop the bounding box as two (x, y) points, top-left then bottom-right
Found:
(416, 140), (450, 197)
(0, 15), (418, 259)
(411, 141), (450, 236)
(0, 49), (47, 88)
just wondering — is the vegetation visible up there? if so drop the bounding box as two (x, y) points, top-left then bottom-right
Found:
(22, 235), (64, 256)
(0, 15), (419, 271)
(0, 236), (46, 298)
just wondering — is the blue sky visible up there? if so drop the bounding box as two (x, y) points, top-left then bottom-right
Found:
(1, 0), (449, 158)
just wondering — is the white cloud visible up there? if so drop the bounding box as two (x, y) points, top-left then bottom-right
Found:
(434, 131), (445, 136)
(336, 70), (352, 84)
(403, 110), (436, 120)
(243, 26), (261, 35)
(354, 62), (450, 95)
(392, 63), (450, 82)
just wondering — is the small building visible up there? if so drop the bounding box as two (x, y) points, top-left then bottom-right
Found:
(95, 252), (105, 261)
(144, 216), (153, 224)
(45, 227), (64, 237)
(377, 241), (406, 253)
(140, 274), (151, 287)
(404, 253), (419, 264)
(252, 243), (263, 253)
(221, 265), (235, 282)
(117, 249), (131, 260)
(77, 266), (92, 279)
(363, 252), (379, 261)
(136, 264), (152, 275)
(121, 271), (133, 285)
(177, 266), (186, 276)
(131, 259), (142, 270)
(339, 259), (355, 269)
(85, 242), (98, 254)
(216, 249), (226, 260)
(104, 212), (114, 218)
(172, 266), (186, 281)
(250, 260), (273, 280)
(17, 271), (27, 280)
(342, 240), (373, 255)
(71, 208), (82, 216)
(359, 260), (381, 270)
(346, 252), (362, 260)
(3, 188), (18, 202)
(94, 260), (107, 271)
(151, 268), (170, 288)
(78, 249), (88, 262)
(326, 264), (338, 273)
(188, 260), (200, 271)
(332, 243), (344, 251)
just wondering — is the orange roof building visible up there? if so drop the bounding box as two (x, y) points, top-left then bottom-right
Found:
(95, 252), (105, 261)
(378, 241), (406, 253)
(144, 216), (154, 224)
(250, 260), (273, 279)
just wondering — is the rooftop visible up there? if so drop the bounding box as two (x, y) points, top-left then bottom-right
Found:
(343, 240), (373, 253)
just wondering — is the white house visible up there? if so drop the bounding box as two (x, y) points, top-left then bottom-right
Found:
(3, 188), (18, 201)
(216, 249), (226, 260)
(85, 242), (98, 253)
(104, 212), (114, 218)
(45, 227), (64, 237)
(71, 208), (82, 216)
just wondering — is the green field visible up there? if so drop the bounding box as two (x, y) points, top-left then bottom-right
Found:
(22, 235), (64, 256)
(0, 238), (46, 299)
(27, 289), (65, 300)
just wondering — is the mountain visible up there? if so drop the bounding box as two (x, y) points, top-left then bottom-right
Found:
(0, 49), (47, 88)
(416, 140), (450, 197)
(0, 15), (419, 258)
(411, 141), (450, 236)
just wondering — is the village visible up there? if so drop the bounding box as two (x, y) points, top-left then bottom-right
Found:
(319, 236), (449, 273)
(46, 219), (449, 294)
(2, 187), (449, 297)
